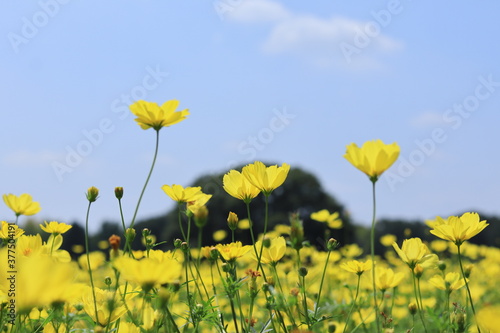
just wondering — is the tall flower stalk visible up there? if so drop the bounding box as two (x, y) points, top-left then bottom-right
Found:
(344, 139), (400, 331)
(84, 186), (99, 324)
(428, 212), (488, 333)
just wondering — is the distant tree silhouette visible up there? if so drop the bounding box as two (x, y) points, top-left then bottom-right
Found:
(134, 164), (354, 250)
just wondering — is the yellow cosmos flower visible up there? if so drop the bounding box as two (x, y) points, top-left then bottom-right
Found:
(252, 237), (287, 265)
(40, 221), (72, 235)
(0, 221), (25, 240)
(340, 259), (373, 275)
(216, 241), (252, 261)
(374, 267), (405, 291)
(3, 193), (41, 217)
(428, 272), (466, 292)
(344, 139), (400, 182)
(213, 229), (227, 242)
(129, 99), (189, 131)
(310, 209), (343, 229)
(78, 251), (106, 270)
(0, 254), (77, 312)
(392, 237), (438, 269)
(187, 193), (212, 215)
(477, 306), (500, 333)
(429, 212), (489, 246)
(242, 161), (290, 196)
(223, 169), (261, 202)
(161, 184), (203, 203)
(82, 286), (127, 326)
(113, 255), (182, 291)
(380, 234), (397, 247)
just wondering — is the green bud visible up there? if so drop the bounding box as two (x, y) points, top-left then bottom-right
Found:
(86, 186), (99, 202)
(114, 187), (123, 199)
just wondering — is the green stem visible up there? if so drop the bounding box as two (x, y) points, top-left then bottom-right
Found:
(178, 203), (187, 241)
(343, 273), (362, 333)
(313, 250), (332, 319)
(412, 272), (427, 333)
(129, 129), (160, 229)
(84, 201), (99, 325)
(370, 180), (380, 332)
(457, 244), (480, 333)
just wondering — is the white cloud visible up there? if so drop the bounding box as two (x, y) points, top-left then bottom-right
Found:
(225, 0), (290, 23)
(226, 0), (403, 69)
(3, 150), (64, 167)
(262, 15), (402, 68)
(411, 111), (448, 128)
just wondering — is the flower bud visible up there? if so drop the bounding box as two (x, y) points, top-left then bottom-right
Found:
(114, 187), (123, 199)
(108, 234), (121, 251)
(86, 186), (99, 202)
(125, 228), (136, 243)
(262, 237), (271, 248)
(408, 303), (418, 315)
(104, 276), (112, 286)
(464, 264), (473, 279)
(194, 206), (209, 228)
(298, 267), (308, 277)
(413, 264), (424, 278)
(327, 238), (340, 251)
(227, 211), (239, 230)
(174, 238), (182, 249)
(437, 260), (447, 271)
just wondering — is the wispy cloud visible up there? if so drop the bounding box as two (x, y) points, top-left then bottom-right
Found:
(226, 0), (290, 23)
(3, 150), (64, 168)
(411, 111), (449, 128)
(226, 0), (402, 69)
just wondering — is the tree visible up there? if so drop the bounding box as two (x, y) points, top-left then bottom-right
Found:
(134, 164), (354, 250)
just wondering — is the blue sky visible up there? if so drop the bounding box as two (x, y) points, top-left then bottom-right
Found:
(2, 1), (500, 233)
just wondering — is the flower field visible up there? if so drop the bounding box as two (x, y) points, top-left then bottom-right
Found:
(1, 100), (499, 333)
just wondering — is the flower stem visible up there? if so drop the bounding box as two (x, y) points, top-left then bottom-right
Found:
(343, 273), (362, 333)
(84, 201), (99, 324)
(457, 244), (481, 333)
(129, 129), (160, 229)
(412, 272), (428, 333)
(370, 180), (380, 332)
(313, 250), (331, 319)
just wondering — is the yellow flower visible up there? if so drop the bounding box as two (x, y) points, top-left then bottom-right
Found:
(252, 237), (287, 265)
(82, 286), (128, 326)
(380, 234), (397, 247)
(223, 169), (261, 202)
(0, 254), (77, 312)
(0, 221), (24, 240)
(113, 254), (182, 291)
(78, 251), (106, 270)
(429, 212), (488, 246)
(340, 259), (373, 275)
(216, 241), (252, 261)
(477, 306), (500, 333)
(344, 139), (400, 181)
(428, 272), (466, 292)
(392, 238), (438, 269)
(186, 193), (212, 215)
(161, 184), (203, 203)
(374, 267), (405, 291)
(40, 221), (72, 234)
(3, 193), (41, 217)
(213, 229), (227, 242)
(242, 161), (290, 195)
(129, 99), (189, 131)
(310, 209), (343, 229)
